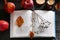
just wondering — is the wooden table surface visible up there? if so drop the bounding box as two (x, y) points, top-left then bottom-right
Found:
(0, 0), (60, 40)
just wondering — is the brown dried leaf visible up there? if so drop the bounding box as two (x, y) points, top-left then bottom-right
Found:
(29, 31), (34, 39)
(16, 16), (24, 27)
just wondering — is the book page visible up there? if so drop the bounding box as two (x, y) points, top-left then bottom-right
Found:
(10, 10), (32, 38)
(32, 10), (55, 37)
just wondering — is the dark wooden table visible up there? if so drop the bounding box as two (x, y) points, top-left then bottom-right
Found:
(0, 0), (60, 40)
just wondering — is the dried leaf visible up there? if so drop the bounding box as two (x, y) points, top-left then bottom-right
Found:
(29, 31), (34, 39)
(16, 16), (24, 27)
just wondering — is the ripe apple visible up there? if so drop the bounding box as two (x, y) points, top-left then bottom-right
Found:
(21, 0), (34, 9)
(55, 3), (60, 10)
(0, 20), (9, 32)
(4, 2), (15, 13)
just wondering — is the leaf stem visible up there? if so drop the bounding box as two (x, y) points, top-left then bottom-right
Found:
(4, 0), (7, 5)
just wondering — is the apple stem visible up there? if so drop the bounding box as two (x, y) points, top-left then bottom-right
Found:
(4, 0), (7, 5)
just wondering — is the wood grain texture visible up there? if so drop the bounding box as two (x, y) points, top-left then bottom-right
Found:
(0, 0), (60, 40)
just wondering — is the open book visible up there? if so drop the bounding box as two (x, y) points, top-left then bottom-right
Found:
(10, 10), (55, 38)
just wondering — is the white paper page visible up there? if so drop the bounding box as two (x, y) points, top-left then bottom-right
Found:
(10, 10), (32, 38)
(33, 10), (55, 37)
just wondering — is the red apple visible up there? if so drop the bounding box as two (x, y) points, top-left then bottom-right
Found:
(0, 20), (9, 32)
(21, 0), (34, 9)
(55, 3), (60, 10)
(4, 2), (15, 13)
